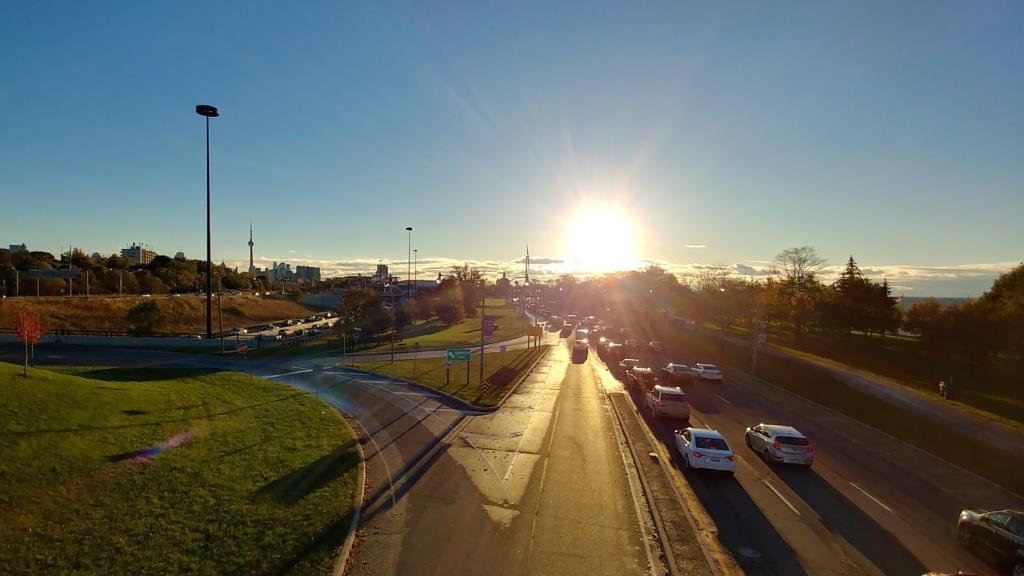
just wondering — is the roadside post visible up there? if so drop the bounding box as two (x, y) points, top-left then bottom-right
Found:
(447, 348), (471, 387)
(500, 344), (507, 366)
(445, 360), (452, 387)
(313, 363), (324, 400)
(413, 342), (421, 378)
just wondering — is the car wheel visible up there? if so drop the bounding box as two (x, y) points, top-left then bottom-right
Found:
(763, 449), (772, 463)
(683, 453), (691, 469)
(744, 434), (751, 448)
(957, 525), (972, 549)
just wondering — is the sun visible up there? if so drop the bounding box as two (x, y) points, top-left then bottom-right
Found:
(564, 205), (636, 273)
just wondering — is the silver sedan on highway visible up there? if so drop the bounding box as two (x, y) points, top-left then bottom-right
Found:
(744, 423), (814, 466)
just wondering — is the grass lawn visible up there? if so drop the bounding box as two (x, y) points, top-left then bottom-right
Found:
(249, 299), (530, 359)
(346, 345), (549, 407)
(0, 362), (360, 576)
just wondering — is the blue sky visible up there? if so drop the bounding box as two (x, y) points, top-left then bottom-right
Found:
(2, 1), (1021, 296)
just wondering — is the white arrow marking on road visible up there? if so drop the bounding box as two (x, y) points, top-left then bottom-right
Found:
(715, 394), (732, 405)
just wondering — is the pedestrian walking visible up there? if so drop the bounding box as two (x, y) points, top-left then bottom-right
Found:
(938, 380), (947, 399)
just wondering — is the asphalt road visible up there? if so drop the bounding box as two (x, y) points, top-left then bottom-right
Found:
(343, 337), (665, 576)
(1, 331), (690, 576)
(603, 338), (1024, 576)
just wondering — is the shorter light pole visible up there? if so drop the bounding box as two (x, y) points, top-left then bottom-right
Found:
(413, 249), (418, 297)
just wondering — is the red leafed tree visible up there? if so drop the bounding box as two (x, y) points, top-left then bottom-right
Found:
(15, 306), (49, 376)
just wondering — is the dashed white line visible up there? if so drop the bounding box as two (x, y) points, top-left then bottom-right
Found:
(715, 394), (732, 405)
(849, 481), (894, 513)
(764, 479), (801, 517)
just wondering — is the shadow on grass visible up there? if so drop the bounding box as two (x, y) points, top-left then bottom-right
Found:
(255, 439), (360, 506)
(75, 366), (219, 382)
(267, 510), (356, 576)
(2, 392), (305, 437)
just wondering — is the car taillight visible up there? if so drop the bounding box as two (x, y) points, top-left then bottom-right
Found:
(685, 403), (692, 408)
(806, 442), (813, 453)
(656, 401), (665, 407)
(693, 451), (703, 458)
(774, 439), (782, 451)
(727, 455), (736, 461)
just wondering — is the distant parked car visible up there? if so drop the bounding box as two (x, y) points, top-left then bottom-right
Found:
(229, 328), (248, 336)
(744, 424), (814, 466)
(645, 385), (691, 420)
(648, 340), (665, 352)
(692, 363), (723, 381)
(957, 508), (1024, 575)
(663, 363), (695, 383)
(675, 428), (736, 474)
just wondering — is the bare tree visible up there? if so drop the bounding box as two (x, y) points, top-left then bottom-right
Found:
(769, 246), (826, 292)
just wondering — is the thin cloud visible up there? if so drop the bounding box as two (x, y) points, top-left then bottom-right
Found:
(684, 244), (706, 249)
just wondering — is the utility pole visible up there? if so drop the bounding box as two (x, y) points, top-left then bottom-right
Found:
(479, 294), (486, 385)
(752, 296), (762, 376)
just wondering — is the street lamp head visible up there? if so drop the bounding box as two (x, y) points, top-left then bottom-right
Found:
(405, 226), (413, 231)
(196, 105), (220, 117)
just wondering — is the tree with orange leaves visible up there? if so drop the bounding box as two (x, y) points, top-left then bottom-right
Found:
(15, 306), (49, 376)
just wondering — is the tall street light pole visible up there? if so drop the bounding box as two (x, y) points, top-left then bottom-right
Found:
(196, 104), (220, 339)
(405, 226), (413, 293)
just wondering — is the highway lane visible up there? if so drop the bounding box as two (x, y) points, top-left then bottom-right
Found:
(345, 338), (665, 576)
(601, 340), (1020, 575)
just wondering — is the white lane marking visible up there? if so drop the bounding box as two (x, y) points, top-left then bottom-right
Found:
(263, 368), (312, 379)
(849, 481), (894, 513)
(715, 394), (732, 405)
(764, 479), (801, 517)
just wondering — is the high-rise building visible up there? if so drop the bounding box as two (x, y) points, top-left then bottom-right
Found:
(296, 265), (321, 284)
(121, 243), (156, 265)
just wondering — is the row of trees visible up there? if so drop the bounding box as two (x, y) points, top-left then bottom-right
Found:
(0, 248), (265, 297)
(540, 247), (1022, 366)
(331, 264), (489, 342)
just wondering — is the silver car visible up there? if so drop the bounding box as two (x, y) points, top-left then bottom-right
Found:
(646, 385), (691, 420)
(744, 424), (814, 466)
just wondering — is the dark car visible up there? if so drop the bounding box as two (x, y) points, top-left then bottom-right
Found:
(571, 341), (589, 364)
(957, 509), (1024, 575)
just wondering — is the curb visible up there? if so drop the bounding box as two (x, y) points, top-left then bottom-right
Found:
(330, 410), (367, 576)
(332, 344), (552, 413)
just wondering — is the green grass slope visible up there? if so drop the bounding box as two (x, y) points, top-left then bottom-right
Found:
(0, 363), (359, 576)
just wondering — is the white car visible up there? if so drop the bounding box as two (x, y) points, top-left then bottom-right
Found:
(663, 363), (695, 382)
(692, 363), (723, 381)
(675, 428), (736, 473)
(229, 327), (248, 336)
(648, 340), (665, 352)
(645, 385), (691, 420)
(744, 424), (814, 466)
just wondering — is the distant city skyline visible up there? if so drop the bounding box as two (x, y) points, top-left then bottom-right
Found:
(4, 238), (1015, 299)
(3, 3), (1021, 299)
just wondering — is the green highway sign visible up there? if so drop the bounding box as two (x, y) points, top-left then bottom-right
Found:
(447, 348), (471, 362)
